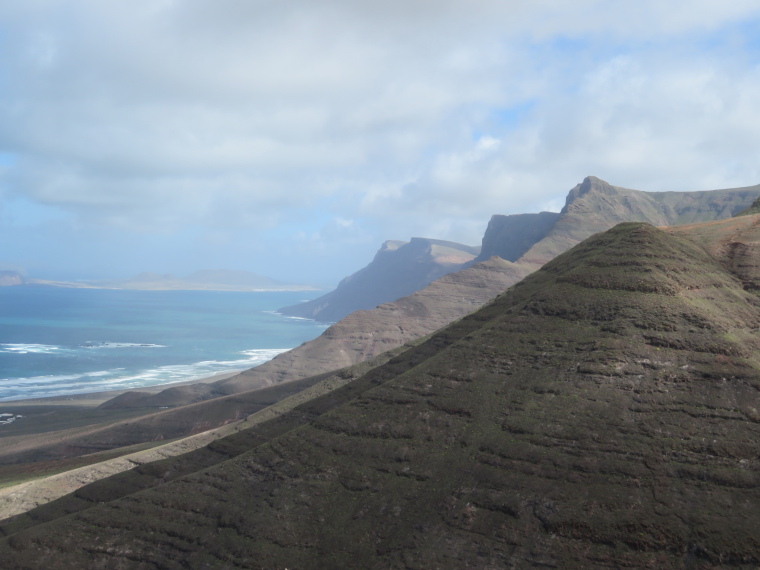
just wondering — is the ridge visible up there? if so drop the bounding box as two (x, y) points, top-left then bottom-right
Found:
(3, 222), (760, 567)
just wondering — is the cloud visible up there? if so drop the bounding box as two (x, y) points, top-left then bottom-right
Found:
(1, 1), (760, 280)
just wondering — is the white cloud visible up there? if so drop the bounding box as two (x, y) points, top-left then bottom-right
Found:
(1, 0), (760, 279)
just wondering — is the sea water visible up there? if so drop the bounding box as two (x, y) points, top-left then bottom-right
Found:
(0, 286), (327, 401)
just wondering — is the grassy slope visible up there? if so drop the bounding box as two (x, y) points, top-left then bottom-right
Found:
(2, 222), (760, 567)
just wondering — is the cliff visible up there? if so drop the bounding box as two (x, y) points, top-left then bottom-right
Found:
(475, 211), (560, 262)
(278, 237), (480, 322)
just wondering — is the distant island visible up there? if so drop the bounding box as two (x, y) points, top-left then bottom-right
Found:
(0, 269), (318, 292)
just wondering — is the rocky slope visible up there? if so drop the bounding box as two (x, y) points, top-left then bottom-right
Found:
(3, 221), (760, 567)
(665, 214), (760, 292)
(0, 343), (422, 521)
(0, 259), (529, 478)
(278, 237), (479, 322)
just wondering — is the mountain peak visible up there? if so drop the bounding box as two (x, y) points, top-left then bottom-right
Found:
(561, 175), (616, 212)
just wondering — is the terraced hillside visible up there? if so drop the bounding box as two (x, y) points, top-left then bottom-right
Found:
(2, 221), (760, 568)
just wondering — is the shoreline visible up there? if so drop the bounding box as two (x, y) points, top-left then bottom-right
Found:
(0, 370), (244, 408)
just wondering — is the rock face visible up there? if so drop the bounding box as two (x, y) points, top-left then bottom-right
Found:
(475, 211), (560, 262)
(4, 221), (760, 567)
(278, 237), (480, 322)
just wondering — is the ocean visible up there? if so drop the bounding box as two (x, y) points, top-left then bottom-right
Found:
(0, 286), (327, 402)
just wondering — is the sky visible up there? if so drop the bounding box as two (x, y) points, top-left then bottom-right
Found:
(1, 1), (760, 286)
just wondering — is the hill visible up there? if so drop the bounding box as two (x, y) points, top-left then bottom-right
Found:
(278, 237), (480, 322)
(1, 221), (760, 567)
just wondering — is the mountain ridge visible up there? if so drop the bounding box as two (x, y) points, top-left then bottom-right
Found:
(283, 176), (760, 320)
(2, 220), (760, 566)
(0, 177), (758, 518)
(517, 175), (760, 266)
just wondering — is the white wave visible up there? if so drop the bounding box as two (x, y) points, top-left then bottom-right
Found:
(0, 347), (291, 401)
(80, 342), (167, 349)
(0, 343), (66, 354)
(239, 348), (289, 357)
(0, 369), (120, 385)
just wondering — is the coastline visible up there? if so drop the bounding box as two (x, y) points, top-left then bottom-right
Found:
(0, 370), (243, 408)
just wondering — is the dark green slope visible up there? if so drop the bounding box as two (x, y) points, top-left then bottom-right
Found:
(3, 223), (760, 568)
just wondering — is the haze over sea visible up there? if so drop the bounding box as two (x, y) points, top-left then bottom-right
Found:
(0, 287), (326, 402)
